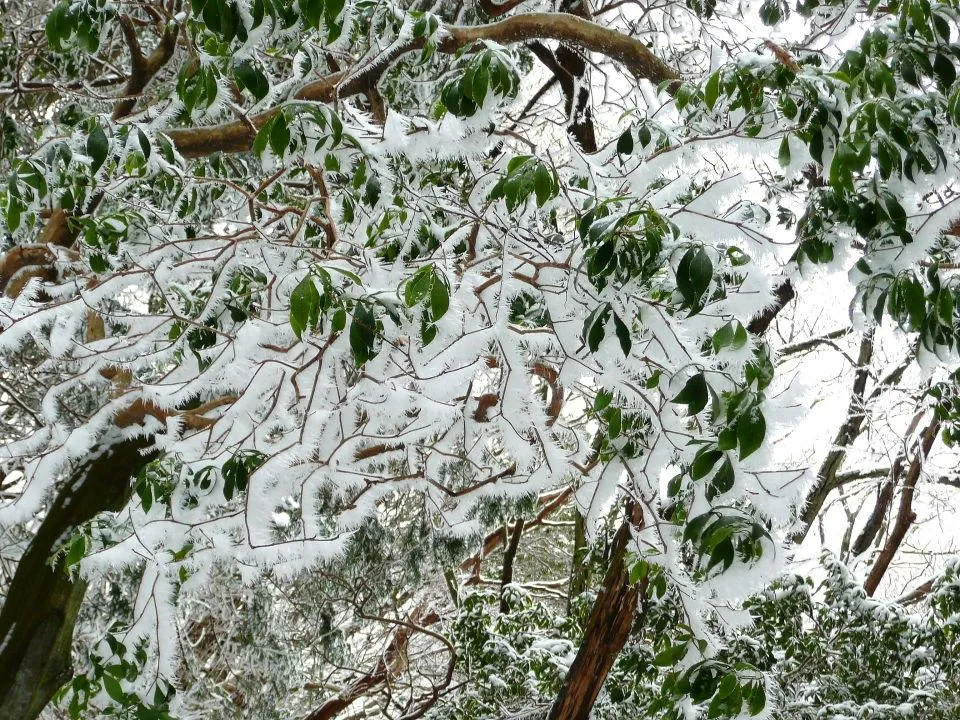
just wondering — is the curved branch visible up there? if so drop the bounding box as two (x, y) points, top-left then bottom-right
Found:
(112, 16), (178, 120)
(166, 12), (678, 158)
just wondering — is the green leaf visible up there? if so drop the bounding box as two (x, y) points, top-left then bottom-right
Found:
(269, 115), (291, 157)
(711, 457), (735, 495)
(289, 275), (321, 338)
(299, 0), (324, 28)
(64, 533), (86, 569)
(45, 2), (73, 51)
(235, 59), (270, 100)
(606, 406), (622, 438)
(583, 304), (610, 354)
(778, 136), (791, 166)
(676, 247), (713, 313)
(901, 276), (926, 329)
(691, 447), (723, 480)
(102, 675), (125, 703)
(747, 681), (766, 714)
(933, 53), (957, 92)
(612, 311), (632, 356)
(404, 266), (434, 307)
(430, 276), (449, 319)
(653, 642), (688, 667)
(533, 164), (555, 207)
(712, 322), (734, 353)
(704, 71), (721, 110)
(617, 129), (634, 155)
(253, 116), (275, 155)
(350, 303), (378, 366)
(87, 126), (109, 173)
(673, 372), (709, 415)
(593, 389), (613, 413)
(736, 408), (766, 460)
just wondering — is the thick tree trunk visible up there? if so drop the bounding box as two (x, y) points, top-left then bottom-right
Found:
(0, 437), (157, 720)
(548, 506), (642, 720)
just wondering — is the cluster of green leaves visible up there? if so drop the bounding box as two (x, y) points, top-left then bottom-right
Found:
(5, 159), (48, 232)
(289, 267), (349, 339)
(77, 212), (136, 272)
(732, 555), (960, 719)
(411, 11), (441, 62)
(578, 203), (674, 292)
(615, 119), (671, 158)
(581, 302), (633, 356)
(682, 510), (772, 575)
(591, 389), (652, 461)
(189, 450), (267, 502)
(190, 0), (332, 45)
(288, 266), (397, 366)
(45, 0), (109, 53)
(667, 348), (773, 544)
(54, 635), (176, 720)
(299, 0), (347, 41)
(432, 587), (574, 719)
(133, 460), (180, 516)
(697, 6), (958, 274)
(403, 264), (451, 346)
(439, 47), (520, 118)
(930, 368), (960, 445)
(253, 104), (347, 159)
(488, 155), (558, 212)
(674, 246), (714, 315)
(856, 263), (959, 351)
(661, 660), (767, 719)
(435, 557), (769, 720)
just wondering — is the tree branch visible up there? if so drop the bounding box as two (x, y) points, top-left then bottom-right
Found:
(112, 16), (178, 120)
(0, 435), (160, 719)
(499, 518), (524, 613)
(850, 409), (924, 557)
(547, 502), (644, 720)
(864, 416), (940, 596)
(166, 12), (678, 158)
(790, 329), (875, 544)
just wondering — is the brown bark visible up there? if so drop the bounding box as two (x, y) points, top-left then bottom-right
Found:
(864, 417), (940, 596)
(790, 330), (875, 543)
(499, 518), (524, 613)
(850, 409), (924, 557)
(547, 504), (643, 720)
(112, 15), (178, 120)
(304, 607), (441, 720)
(747, 280), (795, 335)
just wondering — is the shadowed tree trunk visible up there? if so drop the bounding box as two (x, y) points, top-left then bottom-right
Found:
(0, 437), (158, 720)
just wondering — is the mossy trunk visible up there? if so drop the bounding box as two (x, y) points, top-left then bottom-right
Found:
(0, 438), (157, 720)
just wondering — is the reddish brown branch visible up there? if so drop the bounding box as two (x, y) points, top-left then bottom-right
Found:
(112, 15), (178, 120)
(499, 518), (525, 613)
(165, 12), (678, 158)
(304, 606), (441, 720)
(547, 502), (644, 720)
(864, 416), (940, 596)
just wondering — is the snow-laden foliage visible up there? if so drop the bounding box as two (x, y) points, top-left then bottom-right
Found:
(0, 0), (958, 717)
(431, 555), (960, 720)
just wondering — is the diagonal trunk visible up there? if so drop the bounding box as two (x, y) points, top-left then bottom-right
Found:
(548, 505), (643, 720)
(0, 437), (158, 720)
